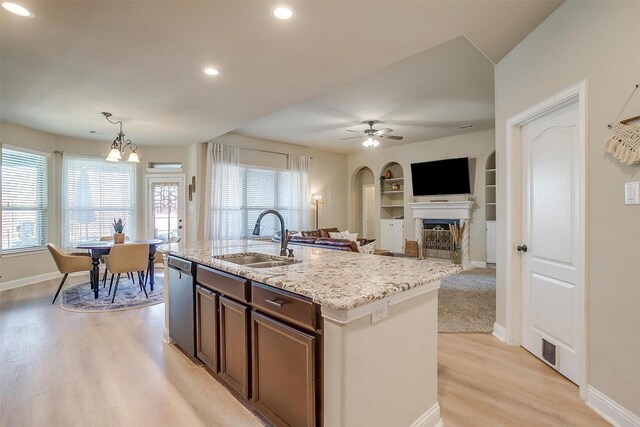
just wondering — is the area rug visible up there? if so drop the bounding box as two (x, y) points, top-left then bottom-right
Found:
(60, 273), (165, 313)
(439, 268), (495, 333)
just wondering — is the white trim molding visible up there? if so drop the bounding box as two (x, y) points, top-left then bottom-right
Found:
(471, 260), (488, 269)
(0, 270), (89, 292)
(492, 322), (507, 343)
(504, 80), (588, 399)
(409, 402), (443, 427)
(586, 386), (640, 427)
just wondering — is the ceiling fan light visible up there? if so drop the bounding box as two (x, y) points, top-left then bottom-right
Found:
(126, 151), (140, 163)
(362, 137), (379, 148)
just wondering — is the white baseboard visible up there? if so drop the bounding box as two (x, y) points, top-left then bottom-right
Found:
(586, 385), (640, 427)
(0, 270), (92, 292)
(410, 402), (443, 427)
(471, 260), (488, 268)
(492, 322), (507, 343)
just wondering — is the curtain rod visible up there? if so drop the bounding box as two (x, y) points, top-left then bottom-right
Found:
(53, 150), (107, 159)
(239, 147), (314, 160)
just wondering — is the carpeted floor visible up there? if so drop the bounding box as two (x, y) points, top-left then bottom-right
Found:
(60, 272), (165, 312)
(439, 267), (496, 333)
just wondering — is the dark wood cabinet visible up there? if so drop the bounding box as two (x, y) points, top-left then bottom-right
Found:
(192, 263), (321, 425)
(195, 285), (218, 372)
(252, 311), (317, 427)
(219, 295), (251, 399)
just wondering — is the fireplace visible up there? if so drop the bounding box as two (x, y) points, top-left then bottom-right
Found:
(408, 201), (474, 267)
(422, 219), (458, 259)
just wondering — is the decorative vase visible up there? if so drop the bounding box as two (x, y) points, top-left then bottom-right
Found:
(452, 245), (462, 265)
(385, 169), (393, 179)
(114, 233), (125, 244)
(391, 183), (401, 191)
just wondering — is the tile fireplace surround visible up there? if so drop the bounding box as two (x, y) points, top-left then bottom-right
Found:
(409, 201), (474, 267)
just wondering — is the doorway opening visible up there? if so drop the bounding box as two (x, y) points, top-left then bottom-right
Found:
(351, 166), (375, 240)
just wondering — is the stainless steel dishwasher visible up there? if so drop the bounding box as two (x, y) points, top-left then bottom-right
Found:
(168, 256), (196, 357)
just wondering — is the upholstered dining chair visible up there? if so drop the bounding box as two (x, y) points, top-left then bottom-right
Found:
(105, 243), (149, 303)
(145, 236), (180, 286)
(47, 243), (93, 304)
(99, 235), (133, 287)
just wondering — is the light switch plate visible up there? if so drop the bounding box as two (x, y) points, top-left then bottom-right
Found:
(624, 182), (639, 205)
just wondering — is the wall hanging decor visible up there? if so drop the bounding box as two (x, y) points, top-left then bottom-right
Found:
(604, 84), (640, 165)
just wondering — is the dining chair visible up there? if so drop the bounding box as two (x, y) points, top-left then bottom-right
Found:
(145, 236), (180, 286)
(99, 235), (133, 287)
(47, 243), (93, 304)
(105, 243), (150, 303)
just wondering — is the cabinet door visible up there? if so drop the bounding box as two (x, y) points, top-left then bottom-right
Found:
(195, 285), (218, 372)
(219, 296), (250, 399)
(381, 220), (404, 253)
(252, 311), (316, 427)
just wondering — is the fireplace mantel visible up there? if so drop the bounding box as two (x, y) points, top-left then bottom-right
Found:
(408, 201), (474, 266)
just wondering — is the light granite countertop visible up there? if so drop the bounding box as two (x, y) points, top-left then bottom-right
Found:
(161, 240), (462, 311)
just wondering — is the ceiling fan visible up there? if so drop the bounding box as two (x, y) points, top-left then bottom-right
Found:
(342, 120), (404, 147)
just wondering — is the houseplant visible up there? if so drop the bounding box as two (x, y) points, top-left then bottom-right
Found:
(112, 218), (125, 244)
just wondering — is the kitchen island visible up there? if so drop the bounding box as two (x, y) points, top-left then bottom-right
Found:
(161, 240), (461, 427)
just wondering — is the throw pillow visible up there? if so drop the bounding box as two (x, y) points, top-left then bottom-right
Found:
(359, 242), (376, 254)
(329, 231), (359, 242)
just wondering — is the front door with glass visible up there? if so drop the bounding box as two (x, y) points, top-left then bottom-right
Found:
(147, 176), (185, 242)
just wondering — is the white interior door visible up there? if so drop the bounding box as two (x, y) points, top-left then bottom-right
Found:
(147, 176), (185, 242)
(521, 101), (581, 384)
(362, 185), (376, 239)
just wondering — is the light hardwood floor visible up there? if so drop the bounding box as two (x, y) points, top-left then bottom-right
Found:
(1, 276), (608, 427)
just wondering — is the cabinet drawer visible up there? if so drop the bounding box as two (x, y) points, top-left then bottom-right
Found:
(197, 265), (249, 303)
(251, 283), (316, 331)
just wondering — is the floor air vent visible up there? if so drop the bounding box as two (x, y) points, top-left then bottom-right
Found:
(542, 339), (557, 366)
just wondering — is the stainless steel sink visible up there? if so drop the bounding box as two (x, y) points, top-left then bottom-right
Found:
(215, 253), (301, 269)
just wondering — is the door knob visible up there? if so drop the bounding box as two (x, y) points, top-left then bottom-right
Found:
(517, 245), (528, 253)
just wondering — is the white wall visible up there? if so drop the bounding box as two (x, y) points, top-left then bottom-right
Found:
(347, 129), (495, 263)
(495, 1), (640, 416)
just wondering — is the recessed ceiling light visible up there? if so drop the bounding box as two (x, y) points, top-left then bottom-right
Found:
(202, 67), (219, 76)
(1, 2), (34, 17)
(271, 6), (294, 20)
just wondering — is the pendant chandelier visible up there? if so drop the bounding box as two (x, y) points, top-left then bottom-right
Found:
(102, 112), (140, 163)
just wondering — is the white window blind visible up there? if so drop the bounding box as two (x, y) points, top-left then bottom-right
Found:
(1, 147), (48, 253)
(62, 155), (136, 248)
(240, 166), (291, 238)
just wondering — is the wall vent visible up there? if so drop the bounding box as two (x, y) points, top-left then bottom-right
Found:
(454, 123), (476, 130)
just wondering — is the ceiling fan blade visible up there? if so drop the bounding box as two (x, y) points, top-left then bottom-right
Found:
(374, 128), (394, 135)
(341, 136), (365, 140)
(382, 135), (404, 140)
(345, 129), (361, 134)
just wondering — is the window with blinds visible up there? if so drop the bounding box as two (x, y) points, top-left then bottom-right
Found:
(1, 147), (48, 253)
(62, 155), (136, 247)
(240, 166), (290, 237)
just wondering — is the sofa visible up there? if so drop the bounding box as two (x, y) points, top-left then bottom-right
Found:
(272, 228), (374, 253)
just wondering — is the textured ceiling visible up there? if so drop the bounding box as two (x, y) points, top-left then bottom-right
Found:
(0, 1), (562, 150)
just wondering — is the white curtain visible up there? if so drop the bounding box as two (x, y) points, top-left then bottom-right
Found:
(205, 143), (242, 240)
(287, 154), (310, 232)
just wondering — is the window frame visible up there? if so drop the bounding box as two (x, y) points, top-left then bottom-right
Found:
(1, 145), (50, 255)
(239, 164), (291, 238)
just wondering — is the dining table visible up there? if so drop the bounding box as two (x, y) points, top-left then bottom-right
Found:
(75, 239), (164, 299)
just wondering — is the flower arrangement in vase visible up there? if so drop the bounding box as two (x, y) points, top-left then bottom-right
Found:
(112, 218), (125, 244)
(449, 222), (465, 265)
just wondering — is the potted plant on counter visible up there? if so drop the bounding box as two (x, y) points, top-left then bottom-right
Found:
(112, 218), (125, 244)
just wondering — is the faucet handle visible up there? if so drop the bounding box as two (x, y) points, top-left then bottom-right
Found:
(287, 248), (294, 258)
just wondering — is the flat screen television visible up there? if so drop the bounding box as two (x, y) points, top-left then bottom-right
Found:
(410, 157), (471, 196)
